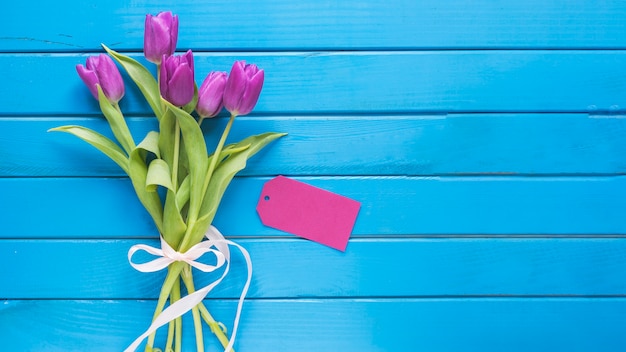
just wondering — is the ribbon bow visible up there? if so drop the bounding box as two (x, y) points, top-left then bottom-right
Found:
(124, 226), (252, 352)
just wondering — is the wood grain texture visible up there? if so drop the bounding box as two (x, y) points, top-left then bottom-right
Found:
(3, 1), (626, 51)
(3, 176), (626, 238)
(3, 238), (626, 299)
(3, 114), (626, 177)
(2, 51), (626, 115)
(2, 299), (626, 351)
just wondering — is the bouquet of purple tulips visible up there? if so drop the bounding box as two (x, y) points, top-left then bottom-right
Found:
(51, 11), (284, 352)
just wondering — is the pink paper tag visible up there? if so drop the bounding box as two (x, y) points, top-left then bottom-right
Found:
(256, 176), (360, 251)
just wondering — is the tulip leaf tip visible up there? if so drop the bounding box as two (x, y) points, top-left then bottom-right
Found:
(47, 126), (70, 133)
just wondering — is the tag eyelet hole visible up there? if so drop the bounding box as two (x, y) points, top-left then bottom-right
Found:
(264, 195), (270, 201)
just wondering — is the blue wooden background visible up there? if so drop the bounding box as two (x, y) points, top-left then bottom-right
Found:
(2, 1), (626, 351)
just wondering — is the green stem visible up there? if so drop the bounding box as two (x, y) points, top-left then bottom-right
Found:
(198, 304), (232, 351)
(113, 102), (122, 115)
(203, 113), (236, 197)
(181, 268), (233, 351)
(157, 64), (166, 116)
(111, 101), (136, 156)
(144, 261), (185, 351)
(165, 319), (175, 352)
(171, 277), (182, 352)
(175, 317), (182, 352)
(178, 114), (237, 252)
(172, 119), (181, 191)
(183, 266), (205, 352)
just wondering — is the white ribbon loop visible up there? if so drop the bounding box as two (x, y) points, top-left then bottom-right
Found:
(128, 236), (226, 273)
(124, 226), (252, 352)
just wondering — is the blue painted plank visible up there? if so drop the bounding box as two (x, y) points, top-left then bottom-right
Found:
(6, 0), (626, 351)
(3, 238), (626, 299)
(3, 1), (626, 51)
(2, 299), (626, 351)
(3, 176), (626, 238)
(3, 52), (626, 115)
(4, 114), (626, 177)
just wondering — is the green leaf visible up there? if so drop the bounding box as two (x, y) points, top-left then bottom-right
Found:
(128, 134), (165, 233)
(176, 176), (191, 210)
(143, 156), (188, 248)
(205, 132), (285, 210)
(163, 175), (192, 249)
(162, 100), (209, 225)
(156, 109), (189, 186)
(146, 159), (173, 192)
(96, 85), (135, 155)
(220, 143), (251, 156)
(186, 132), (286, 247)
(155, 106), (197, 249)
(177, 137), (190, 184)
(48, 125), (129, 174)
(162, 188), (187, 249)
(158, 108), (177, 175)
(102, 44), (164, 119)
(137, 131), (160, 158)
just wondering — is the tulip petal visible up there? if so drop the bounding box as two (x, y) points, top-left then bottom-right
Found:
(157, 11), (173, 25)
(170, 15), (179, 56)
(85, 55), (98, 70)
(144, 12), (178, 63)
(167, 64), (195, 106)
(143, 15), (156, 62)
(244, 63), (260, 76)
(238, 69), (264, 115)
(159, 56), (169, 98)
(197, 71), (227, 117)
(144, 15), (170, 63)
(223, 61), (247, 114)
(154, 16), (173, 55)
(183, 50), (194, 74)
(76, 64), (100, 100)
(159, 51), (195, 106)
(97, 54), (125, 103)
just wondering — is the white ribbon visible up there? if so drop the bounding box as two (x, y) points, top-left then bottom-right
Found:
(124, 226), (252, 352)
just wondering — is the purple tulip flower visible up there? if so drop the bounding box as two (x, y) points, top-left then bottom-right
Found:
(76, 54), (125, 103)
(223, 61), (264, 116)
(144, 11), (179, 64)
(196, 71), (227, 118)
(160, 50), (195, 107)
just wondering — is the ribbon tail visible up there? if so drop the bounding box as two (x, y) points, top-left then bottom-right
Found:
(207, 225), (230, 261)
(223, 239), (253, 352)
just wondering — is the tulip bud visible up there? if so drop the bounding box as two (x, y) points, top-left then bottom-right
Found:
(144, 11), (179, 64)
(196, 71), (227, 118)
(160, 50), (195, 107)
(223, 60), (264, 116)
(76, 54), (125, 103)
